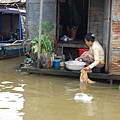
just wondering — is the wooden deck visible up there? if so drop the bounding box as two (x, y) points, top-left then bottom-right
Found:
(21, 67), (120, 82)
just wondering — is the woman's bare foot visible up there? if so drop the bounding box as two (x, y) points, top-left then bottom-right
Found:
(87, 79), (96, 84)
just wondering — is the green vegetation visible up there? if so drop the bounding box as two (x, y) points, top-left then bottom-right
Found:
(31, 21), (55, 55)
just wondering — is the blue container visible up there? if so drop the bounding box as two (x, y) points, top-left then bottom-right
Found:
(53, 59), (61, 69)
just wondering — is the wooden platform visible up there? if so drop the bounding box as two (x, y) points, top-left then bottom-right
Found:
(21, 67), (120, 81)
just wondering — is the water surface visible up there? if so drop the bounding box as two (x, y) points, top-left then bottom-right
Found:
(0, 57), (120, 120)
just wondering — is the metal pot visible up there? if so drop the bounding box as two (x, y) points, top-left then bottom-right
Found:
(65, 60), (86, 70)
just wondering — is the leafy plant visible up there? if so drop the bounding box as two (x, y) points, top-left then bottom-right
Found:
(31, 21), (54, 54)
(42, 21), (54, 35)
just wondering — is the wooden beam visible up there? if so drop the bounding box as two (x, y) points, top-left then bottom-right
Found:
(37, 0), (43, 68)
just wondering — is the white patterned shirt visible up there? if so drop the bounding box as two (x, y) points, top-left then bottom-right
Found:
(88, 41), (105, 69)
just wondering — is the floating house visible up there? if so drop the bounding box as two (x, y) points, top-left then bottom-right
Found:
(25, 0), (120, 78)
(0, 1), (26, 59)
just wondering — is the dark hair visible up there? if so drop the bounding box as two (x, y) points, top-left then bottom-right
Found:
(85, 33), (95, 42)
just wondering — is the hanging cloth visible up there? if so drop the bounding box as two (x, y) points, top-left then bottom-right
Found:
(79, 69), (96, 84)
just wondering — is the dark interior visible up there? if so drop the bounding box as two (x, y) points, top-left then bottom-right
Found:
(59, 0), (89, 41)
(0, 14), (20, 42)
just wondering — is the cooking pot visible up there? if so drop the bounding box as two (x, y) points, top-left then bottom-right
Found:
(65, 60), (86, 70)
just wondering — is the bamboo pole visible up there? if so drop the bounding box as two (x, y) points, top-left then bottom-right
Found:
(37, 0), (43, 68)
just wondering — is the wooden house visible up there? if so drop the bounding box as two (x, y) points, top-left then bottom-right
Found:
(25, 0), (120, 76)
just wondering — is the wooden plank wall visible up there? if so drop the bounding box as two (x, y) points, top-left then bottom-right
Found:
(109, 0), (120, 75)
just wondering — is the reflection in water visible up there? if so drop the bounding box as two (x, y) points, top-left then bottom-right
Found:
(79, 82), (88, 93)
(80, 83), (97, 116)
(0, 80), (25, 120)
(86, 101), (97, 116)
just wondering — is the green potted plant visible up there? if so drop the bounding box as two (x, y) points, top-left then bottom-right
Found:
(30, 21), (55, 68)
(31, 21), (54, 54)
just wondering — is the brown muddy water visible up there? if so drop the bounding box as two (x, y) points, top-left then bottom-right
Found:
(0, 56), (120, 120)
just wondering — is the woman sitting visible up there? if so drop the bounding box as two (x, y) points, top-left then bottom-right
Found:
(77, 33), (105, 72)
(77, 33), (105, 83)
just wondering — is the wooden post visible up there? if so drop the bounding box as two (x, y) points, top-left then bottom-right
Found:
(37, 0), (43, 68)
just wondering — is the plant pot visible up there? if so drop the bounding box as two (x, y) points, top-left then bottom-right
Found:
(67, 28), (77, 39)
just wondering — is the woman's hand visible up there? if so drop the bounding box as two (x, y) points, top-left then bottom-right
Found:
(77, 57), (82, 61)
(83, 66), (91, 71)
(83, 66), (92, 73)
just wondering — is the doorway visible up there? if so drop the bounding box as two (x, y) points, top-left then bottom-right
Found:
(57, 0), (89, 40)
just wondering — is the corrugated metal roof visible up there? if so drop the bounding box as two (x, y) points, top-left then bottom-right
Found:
(0, 0), (26, 3)
(0, 0), (19, 3)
